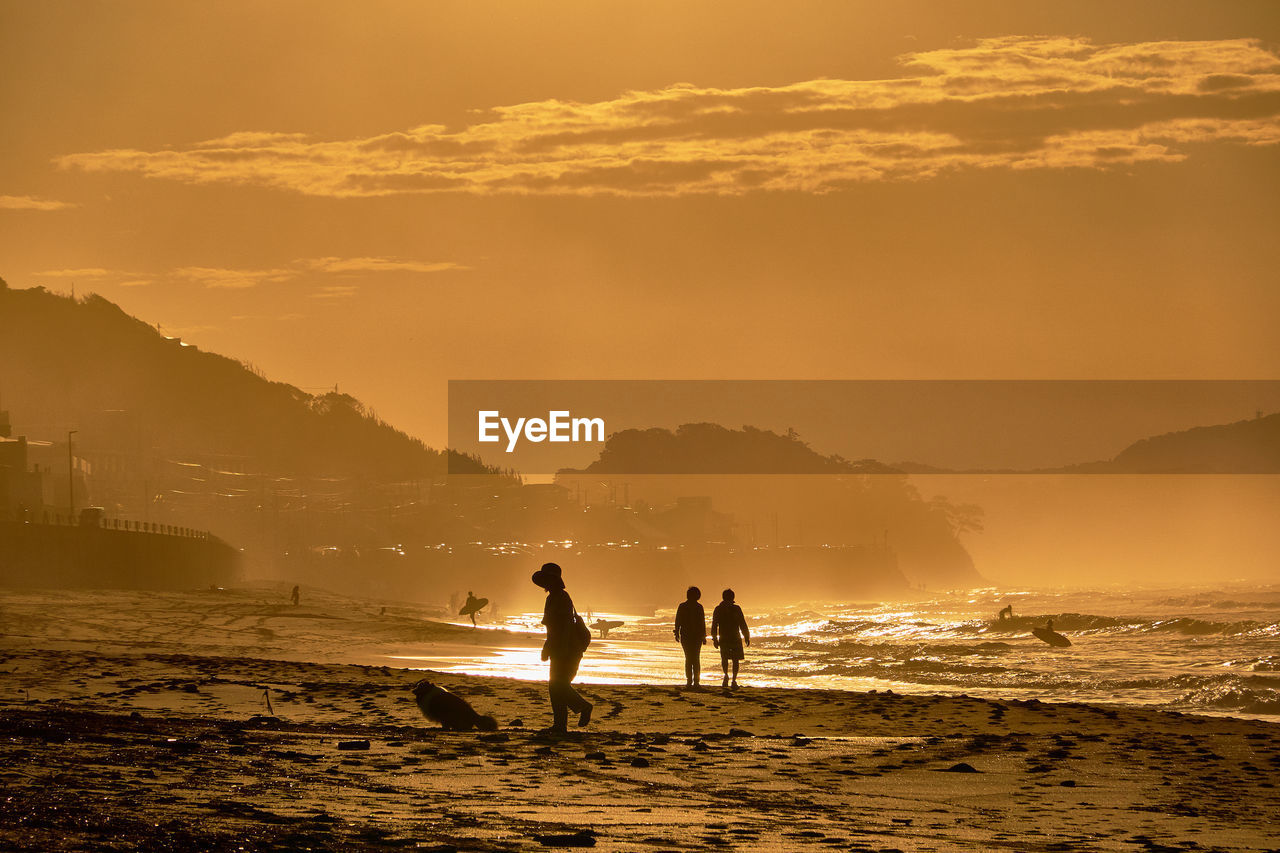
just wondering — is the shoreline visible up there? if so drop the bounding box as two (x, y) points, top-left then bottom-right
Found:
(4, 584), (1280, 850)
(5, 642), (1280, 851)
(3, 583), (1276, 723)
(7, 622), (1280, 845)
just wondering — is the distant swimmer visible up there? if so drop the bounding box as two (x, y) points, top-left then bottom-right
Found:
(998, 604), (1013, 621)
(674, 586), (707, 687)
(711, 588), (750, 690)
(290, 585), (300, 606)
(459, 591), (488, 627)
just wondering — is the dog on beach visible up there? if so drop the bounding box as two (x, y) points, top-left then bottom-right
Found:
(411, 679), (498, 731)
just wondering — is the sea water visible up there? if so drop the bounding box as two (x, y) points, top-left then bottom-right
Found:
(426, 584), (1280, 720)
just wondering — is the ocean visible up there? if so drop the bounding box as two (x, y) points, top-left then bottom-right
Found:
(427, 584), (1280, 720)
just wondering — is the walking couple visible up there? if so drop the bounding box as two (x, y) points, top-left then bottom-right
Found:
(674, 586), (751, 689)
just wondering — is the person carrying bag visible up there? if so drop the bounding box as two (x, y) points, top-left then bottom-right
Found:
(531, 562), (593, 734)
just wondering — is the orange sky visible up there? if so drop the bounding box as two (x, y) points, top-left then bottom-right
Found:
(2, 1), (1278, 451)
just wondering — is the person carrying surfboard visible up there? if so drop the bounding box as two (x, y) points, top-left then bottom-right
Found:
(460, 591), (487, 627)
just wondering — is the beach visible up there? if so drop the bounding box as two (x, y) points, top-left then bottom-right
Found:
(2, 586), (1279, 852)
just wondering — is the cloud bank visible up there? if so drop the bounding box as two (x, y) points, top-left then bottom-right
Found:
(58, 37), (1280, 197)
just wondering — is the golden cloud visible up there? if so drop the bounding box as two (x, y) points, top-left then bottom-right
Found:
(35, 268), (114, 278)
(174, 266), (296, 289)
(303, 257), (470, 274)
(309, 284), (359, 299)
(57, 37), (1280, 197)
(33, 258), (467, 291)
(2, 195), (77, 211)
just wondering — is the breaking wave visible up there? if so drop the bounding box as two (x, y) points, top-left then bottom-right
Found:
(627, 584), (1280, 717)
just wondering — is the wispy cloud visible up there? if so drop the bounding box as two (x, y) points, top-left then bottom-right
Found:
(35, 268), (114, 278)
(0, 195), (77, 211)
(32, 256), (465, 292)
(304, 257), (469, 274)
(309, 284), (359, 299)
(55, 37), (1280, 197)
(174, 266), (296, 289)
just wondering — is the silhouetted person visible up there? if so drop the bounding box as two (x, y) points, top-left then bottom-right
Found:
(290, 585), (299, 606)
(461, 590), (485, 627)
(1045, 619), (1055, 632)
(591, 619), (619, 639)
(532, 562), (592, 734)
(711, 588), (750, 689)
(674, 586), (707, 687)
(998, 604), (1013, 621)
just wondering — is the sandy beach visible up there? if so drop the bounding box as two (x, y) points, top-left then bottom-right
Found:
(2, 586), (1279, 852)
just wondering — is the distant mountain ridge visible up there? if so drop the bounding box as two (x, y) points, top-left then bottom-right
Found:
(1066, 413), (1280, 474)
(0, 280), (500, 480)
(892, 413), (1280, 475)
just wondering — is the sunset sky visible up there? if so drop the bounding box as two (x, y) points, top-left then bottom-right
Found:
(3, 1), (1278, 452)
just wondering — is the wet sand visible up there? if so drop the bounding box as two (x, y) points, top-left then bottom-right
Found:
(2, 586), (1279, 851)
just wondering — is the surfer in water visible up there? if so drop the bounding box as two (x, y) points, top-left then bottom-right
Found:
(711, 588), (750, 689)
(998, 604), (1013, 621)
(1033, 618), (1072, 647)
(674, 586), (707, 687)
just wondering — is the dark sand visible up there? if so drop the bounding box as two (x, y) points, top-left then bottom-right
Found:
(2, 586), (1278, 852)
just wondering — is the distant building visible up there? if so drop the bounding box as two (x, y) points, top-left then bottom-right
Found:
(0, 406), (91, 520)
(24, 437), (89, 515)
(0, 434), (46, 521)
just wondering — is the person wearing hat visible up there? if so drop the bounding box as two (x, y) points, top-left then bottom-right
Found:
(531, 561), (593, 733)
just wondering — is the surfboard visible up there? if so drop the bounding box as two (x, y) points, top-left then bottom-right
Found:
(1032, 627), (1072, 647)
(591, 620), (623, 631)
(458, 597), (489, 616)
